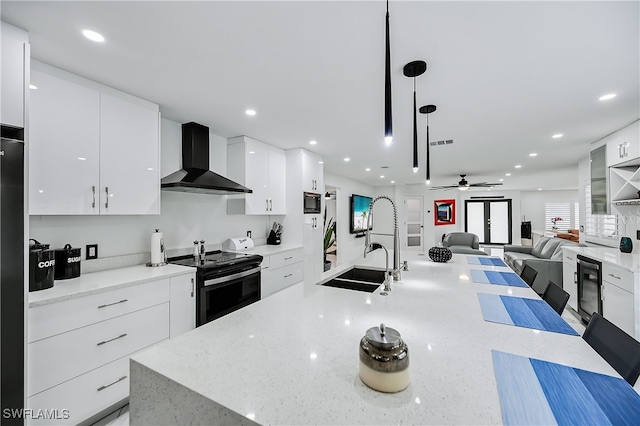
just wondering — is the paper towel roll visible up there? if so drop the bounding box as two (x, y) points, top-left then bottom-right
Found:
(151, 230), (164, 265)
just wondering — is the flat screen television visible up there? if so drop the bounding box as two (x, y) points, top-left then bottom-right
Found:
(350, 194), (373, 234)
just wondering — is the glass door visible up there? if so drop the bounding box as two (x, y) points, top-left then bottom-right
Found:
(464, 199), (512, 245)
(404, 196), (423, 250)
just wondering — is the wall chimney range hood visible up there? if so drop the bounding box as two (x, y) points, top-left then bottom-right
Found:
(161, 122), (252, 194)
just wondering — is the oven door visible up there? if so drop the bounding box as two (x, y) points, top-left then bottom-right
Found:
(198, 266), (261, 326)
(303, 192), (321, 214)
(577, 255), (602, 324)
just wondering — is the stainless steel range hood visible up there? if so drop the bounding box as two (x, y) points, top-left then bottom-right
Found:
(161, 122), (252, 194)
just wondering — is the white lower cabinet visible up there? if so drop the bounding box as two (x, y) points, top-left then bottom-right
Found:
(562, 252), (578, 311)
(601, 263), (635, 337)
(261, 249), (303, 299)
(27, 272), (195, 425)
(169, 273), (196, 338)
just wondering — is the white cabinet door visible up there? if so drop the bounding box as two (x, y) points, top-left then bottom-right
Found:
(29, 70), (101, 215)
(99, 93), (160, 215)
(606, 122), (640, 167)
(302, 150), (323, 193)
(244, 138), (270, 214)
(602, 282), (635, 336)
(303, 222), (323, 285)
(268, 146), (286, 214)
(562, 260), (577, 311)
(0, 24), (26, 127)
(169, 273), (196, 338)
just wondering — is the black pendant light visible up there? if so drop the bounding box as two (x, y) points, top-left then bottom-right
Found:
(384, 0), (393, 145)
(419, 105), (437, 184)
(403, 61), (427, 173)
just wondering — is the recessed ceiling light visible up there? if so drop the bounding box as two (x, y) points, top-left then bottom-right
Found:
(318, 161), (323, 164)
(514, 165), (522, 169)
(245, 109), (256, 116)
(29, 84), (37, 90)
(309, 140), (317, 145)
(380, 175), (385, 178)
(365, 168), (371, 171)
(82, 29), (105, 42)
(248, 151), (255, 154)
(147, 167), (154, 171)
(77, 157), (86, 161)
(599, 93), (616, 101)
(529, 153), (537, 157)
(391, 180), (395, 184)
(499, 178), (504, 182)
(505, 173), (511, 176)
(552, 133), (563, 139)
(538, 188), (542, 191)
(344, 157), (350, 162)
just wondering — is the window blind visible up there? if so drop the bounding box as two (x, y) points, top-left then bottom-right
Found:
(544, 203), (572, 231)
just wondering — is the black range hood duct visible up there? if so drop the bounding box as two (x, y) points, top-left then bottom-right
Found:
(161, 122), (252, 194)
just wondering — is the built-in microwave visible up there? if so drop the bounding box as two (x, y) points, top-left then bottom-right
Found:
(303, 192), (321, 214)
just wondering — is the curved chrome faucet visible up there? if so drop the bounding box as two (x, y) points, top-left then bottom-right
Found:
(363, 195), (407, 283)
(364, 242), (391, 292)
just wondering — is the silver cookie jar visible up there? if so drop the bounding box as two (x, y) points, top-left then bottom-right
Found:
(358, 323), (410, 393)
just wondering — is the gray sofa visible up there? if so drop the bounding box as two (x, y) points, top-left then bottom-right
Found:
(442, 232), (488, 255)
(504, 237), (584, 295)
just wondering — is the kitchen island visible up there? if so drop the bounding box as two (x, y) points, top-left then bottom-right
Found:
(129, 250), (635, 425)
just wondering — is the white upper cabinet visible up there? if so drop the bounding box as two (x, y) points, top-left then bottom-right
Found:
(227, 136), (286, 215)
(28, 63), (160, 215)
(29, 70), (101, 215)
(0, 22), (28, 128)
(99, 93), (160, 215)
(606, 121), (639, 167)
(302, 150), (323, 193)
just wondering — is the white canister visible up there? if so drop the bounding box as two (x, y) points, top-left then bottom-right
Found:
(359, 323), (410, 393)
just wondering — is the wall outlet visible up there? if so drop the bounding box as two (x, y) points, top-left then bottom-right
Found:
(246, 231), (252, 238)
(86, 244), (98, 260)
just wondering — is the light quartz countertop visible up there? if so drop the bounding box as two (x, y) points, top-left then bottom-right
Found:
(563, 245), (640, 272)
(28, 263), (195, 307)
(129, 250), (634, 425)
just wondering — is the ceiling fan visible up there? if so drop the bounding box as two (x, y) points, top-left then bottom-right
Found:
(430, 174), (503, 191)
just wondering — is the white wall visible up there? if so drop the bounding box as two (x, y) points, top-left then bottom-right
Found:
(323, 172), (375, 265)
(29, 118), (276, 258)
(520, 189), (579, 232)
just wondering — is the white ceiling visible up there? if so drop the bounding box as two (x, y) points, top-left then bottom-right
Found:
(2, 1), (638, 191)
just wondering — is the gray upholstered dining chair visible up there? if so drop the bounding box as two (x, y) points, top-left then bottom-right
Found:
(583, 313), (640, 386)
(442, 232), (486, 255)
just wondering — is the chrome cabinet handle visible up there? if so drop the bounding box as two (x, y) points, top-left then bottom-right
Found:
(266, 199), (269, 211)
(601, 283), (605, 301)
(573, 271), (577, 284)
(105, 187), (109, 208)
(97, 299), (128, 309)
(191, 277), (194, 297)
(284, 273), (293, 278)
(284, 256), (293, 260)
(608, 273), (621, 280)
(97, 375), (127, 392)
(92, 186), (96, 208)
(269, 199), (273, 211)
(97, 333), (127, 346)
(566, 256), (573, 261)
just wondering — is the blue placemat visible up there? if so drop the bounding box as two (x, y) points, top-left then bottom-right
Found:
(478, 293), (579, 335)
(470, 269), (528, 287)
(467, 256), (508, 267)
(493, 350), (640, 425)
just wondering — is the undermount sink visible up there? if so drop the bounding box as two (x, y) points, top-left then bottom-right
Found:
(321, 267), (386, 293)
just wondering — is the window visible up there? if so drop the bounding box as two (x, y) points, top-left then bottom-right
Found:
(545, 203), (573, 231)
(584, 182), (619, 243)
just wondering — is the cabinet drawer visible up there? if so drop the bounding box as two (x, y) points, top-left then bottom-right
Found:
(269, 249), (303, 270)
(262, 262), (303, 298)
(602, 263), (633, 293)
(27, 354), (132, 426)
(563, 251), (577, 265)
(29, 279), (170, 343)
(28, 302), (169, 397)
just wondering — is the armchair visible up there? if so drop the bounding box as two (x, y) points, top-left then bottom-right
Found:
(442, 232), (487, 255)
